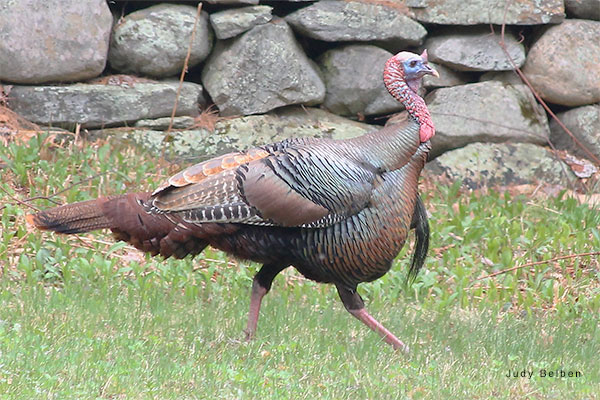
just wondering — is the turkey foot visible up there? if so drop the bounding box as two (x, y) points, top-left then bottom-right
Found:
(349, 308), (409, 353)
(337, 284), (409, 353)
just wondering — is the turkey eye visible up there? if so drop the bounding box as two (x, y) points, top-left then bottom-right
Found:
(409, 60), (418, 68)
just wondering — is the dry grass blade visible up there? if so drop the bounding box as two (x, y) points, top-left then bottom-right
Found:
(192, 105), (223, 132)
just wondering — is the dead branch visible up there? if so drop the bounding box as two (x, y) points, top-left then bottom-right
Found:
(166, 2), (203, 135)
(493, 7), (599, 167)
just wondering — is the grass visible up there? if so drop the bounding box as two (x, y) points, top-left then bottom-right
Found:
(1, 133), (599, 399)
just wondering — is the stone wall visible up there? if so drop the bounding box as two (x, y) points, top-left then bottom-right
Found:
(1, 0), (598, 189)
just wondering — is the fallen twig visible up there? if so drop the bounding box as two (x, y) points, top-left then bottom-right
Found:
(474, 251), (600, 281)
(21, 169), (123, 207)
(0, 185), (41, 212)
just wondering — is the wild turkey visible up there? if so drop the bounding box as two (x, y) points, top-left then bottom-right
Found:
(28, 50), (438, 352)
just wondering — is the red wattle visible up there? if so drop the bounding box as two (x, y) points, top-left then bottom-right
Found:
(419, 121), (435, 143)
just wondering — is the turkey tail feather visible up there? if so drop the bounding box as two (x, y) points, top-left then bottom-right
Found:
(27, 193), (161, 238)
(27, 192), (215, 260)
(27, 197), (115, 234)
(407, 195), (429, 283)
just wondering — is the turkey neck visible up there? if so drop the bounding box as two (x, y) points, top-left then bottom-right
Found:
(349, 72), (430, 171)
(349, 118), (420, 172)
(382, 58), (432, 131)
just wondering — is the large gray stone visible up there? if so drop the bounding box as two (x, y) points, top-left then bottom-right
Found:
(480, 71), (523, 86)
(425, 142), (575, 188)
(408, 0), (564, 25)
(134, 116), (196, 130)
(424, 81), (549, 158)
(285, 1), (426, 47)
(201, 20), (325, 117)
(550, 104), (600, 160)
(102, 106), (375, 159)
(565, 0), (600, 20)
(523, 20), (600, 107)
(8, 82), (204, 129)
(210, 5), (272, 40)
(0, 0), (111, 84)
(108, 4), (213, 78)
(318, 45), (402, 117)
(426, 29), (526, 71)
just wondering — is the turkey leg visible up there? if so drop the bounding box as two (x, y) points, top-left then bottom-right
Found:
(244, 263), (288, 340)
(336, 284), (409, 353)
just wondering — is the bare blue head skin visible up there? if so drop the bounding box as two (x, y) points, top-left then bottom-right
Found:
(399, 50), (439, 93)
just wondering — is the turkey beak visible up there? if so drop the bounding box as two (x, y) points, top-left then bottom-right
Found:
(424, 63), (439, 78)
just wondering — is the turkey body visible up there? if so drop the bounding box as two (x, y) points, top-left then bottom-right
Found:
(212, 128), (428, 288)
(29, 50), (437, 352)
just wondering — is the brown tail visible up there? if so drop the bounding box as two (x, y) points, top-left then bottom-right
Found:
(26, 192), (210, 258)
(27, 197), (117, 234)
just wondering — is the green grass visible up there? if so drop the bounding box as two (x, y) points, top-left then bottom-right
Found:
(1, 133), (599, 399)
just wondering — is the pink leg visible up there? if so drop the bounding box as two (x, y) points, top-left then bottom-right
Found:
(336, 284), (409, 353)
(349, 308), (409, 353)
(244, 280), (268, 341)
(243, 263), (288, 341)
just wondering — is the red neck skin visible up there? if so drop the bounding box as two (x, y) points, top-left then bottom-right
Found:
(383, 60), (435, 143)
